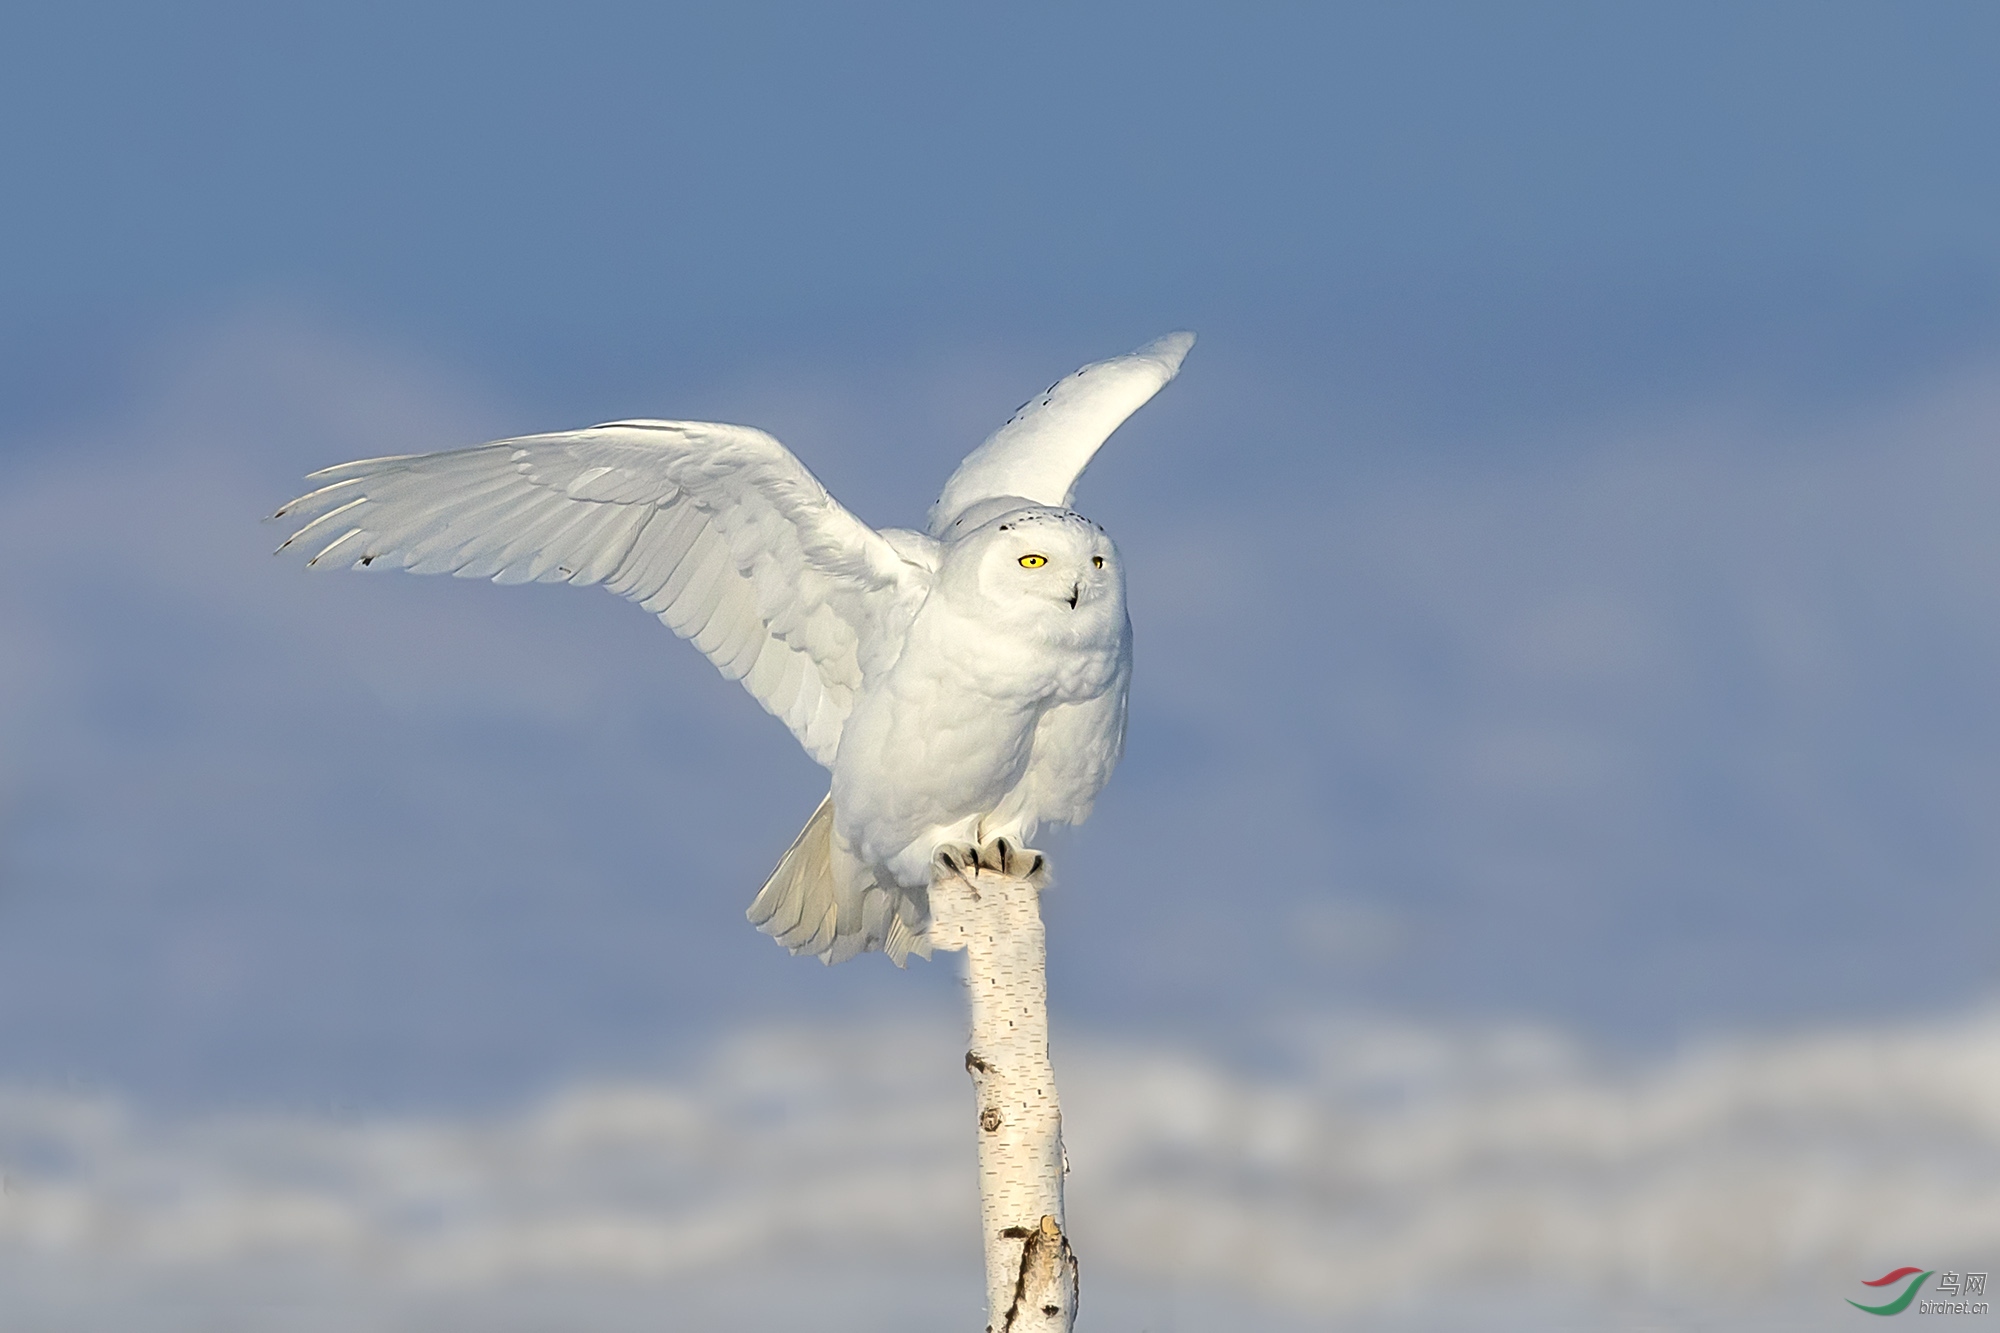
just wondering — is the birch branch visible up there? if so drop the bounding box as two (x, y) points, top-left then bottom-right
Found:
(930, 861), (1078, 1332)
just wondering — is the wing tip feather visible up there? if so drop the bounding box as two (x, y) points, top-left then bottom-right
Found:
(1138, 330), (1196, 377)
(303, 453), (423, 482)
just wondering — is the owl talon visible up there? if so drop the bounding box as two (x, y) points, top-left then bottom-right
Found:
(976, 837), (1014, 873)
(933, 842), (982, 888)
(975, 836), (1049, 885)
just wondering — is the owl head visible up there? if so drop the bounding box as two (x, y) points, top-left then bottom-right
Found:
(941, 504), (1125, 639)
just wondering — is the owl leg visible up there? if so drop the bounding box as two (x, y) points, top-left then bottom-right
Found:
(975, 835), (1050, 887)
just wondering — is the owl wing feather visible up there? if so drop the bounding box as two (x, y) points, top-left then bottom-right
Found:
(274, 420), (928, 766)
(927, 331), (1194, 537)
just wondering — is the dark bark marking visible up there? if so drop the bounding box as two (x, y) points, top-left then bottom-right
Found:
(1000, 1215), (1077, 1330)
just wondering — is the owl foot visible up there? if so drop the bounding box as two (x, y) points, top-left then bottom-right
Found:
(931, 837), (1049, 890)
(976, 835), (1049, 886)
(933, 841), (984, 893)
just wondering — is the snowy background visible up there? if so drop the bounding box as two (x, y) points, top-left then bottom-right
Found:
(4, 4), (2000, 1328)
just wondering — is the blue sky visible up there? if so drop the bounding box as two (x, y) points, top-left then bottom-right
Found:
(7, 2), (1999, 421)
(5, 3), (2000, 1113)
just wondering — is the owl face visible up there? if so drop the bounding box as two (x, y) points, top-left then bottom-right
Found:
(949, 506), (1123, 635)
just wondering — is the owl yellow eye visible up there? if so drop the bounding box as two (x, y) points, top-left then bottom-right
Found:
(1091, 556), (1105, 568)
(1018, 554), (1047, 568)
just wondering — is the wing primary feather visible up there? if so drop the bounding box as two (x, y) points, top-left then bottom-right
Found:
(307, 527), (367, 567)
(371, 468), (529, 539)
(308, 443), (522, 485)
(419, 489), (565, 577)
(276, 495), (368, 551)
(303, 452), (427, 482)
(395, 482), (550, 571)
(271, 476), (363, 520)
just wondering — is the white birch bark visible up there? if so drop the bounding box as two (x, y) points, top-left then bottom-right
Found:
(929, 863), (1078, 1332)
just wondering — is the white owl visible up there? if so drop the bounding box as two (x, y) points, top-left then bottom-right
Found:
(276, 333), (1193, 965)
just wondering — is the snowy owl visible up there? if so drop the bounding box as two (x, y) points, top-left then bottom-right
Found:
(275, 333), (1193, 965)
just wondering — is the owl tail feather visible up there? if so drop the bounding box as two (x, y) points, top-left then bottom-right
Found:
(748, 793), (932, 967)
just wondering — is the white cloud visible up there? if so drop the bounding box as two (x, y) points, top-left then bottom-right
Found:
(3, 1009), (1997, 1330)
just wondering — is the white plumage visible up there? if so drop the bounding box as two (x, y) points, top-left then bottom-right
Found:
(275, 332), (1193, 964)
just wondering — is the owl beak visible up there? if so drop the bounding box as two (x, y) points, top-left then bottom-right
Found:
(1067, 583), (1080, 609)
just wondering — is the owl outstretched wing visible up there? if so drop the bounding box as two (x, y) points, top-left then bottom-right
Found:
(274, 420), (928, 766)
(927, 331), (1194, 537)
